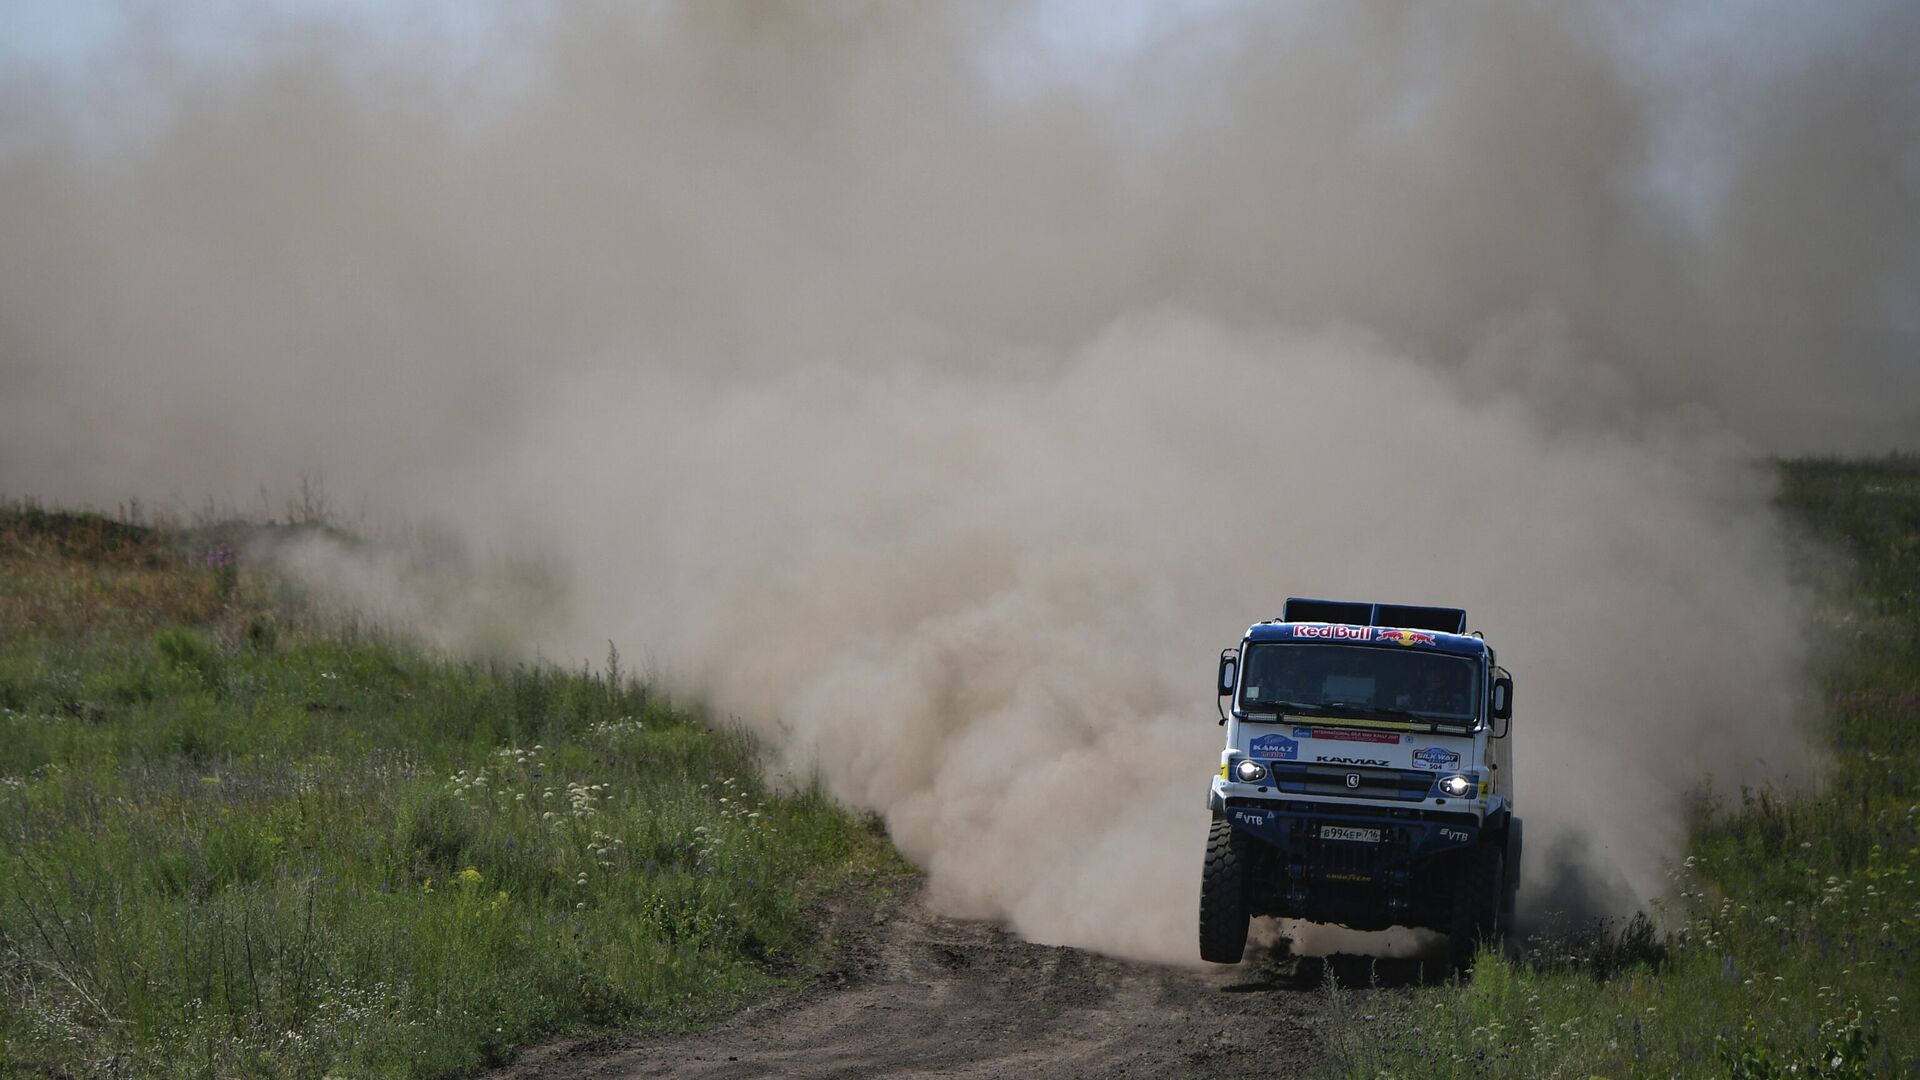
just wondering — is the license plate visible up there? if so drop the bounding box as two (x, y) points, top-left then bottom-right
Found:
(1320, 825), (1381, 844)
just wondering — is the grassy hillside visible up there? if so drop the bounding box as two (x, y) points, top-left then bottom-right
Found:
(0, 504), (907, 1078)
(1325, 456), (1920, 1077)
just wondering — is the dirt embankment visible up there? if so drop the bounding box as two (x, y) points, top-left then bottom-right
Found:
(491, 885), (1430, 1079)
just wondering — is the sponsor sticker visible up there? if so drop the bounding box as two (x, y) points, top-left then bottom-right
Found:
(1248, 733), (1298, 761)
(1412, 746), (1461, 771)
(1290, 623), (1372, 640)
(1375, 628), (1438, 646)
(1295, 726), (1400, 745)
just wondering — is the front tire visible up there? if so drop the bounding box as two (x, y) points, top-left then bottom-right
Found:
(1500, 817), (1523, 933)
(1199, 819), (1251, 964)
(1448, 842), (1504, 976)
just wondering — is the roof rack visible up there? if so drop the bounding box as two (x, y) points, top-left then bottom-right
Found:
(1280, 597), (1467, 635)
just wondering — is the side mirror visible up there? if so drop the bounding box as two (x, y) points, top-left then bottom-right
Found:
(1217, 652), (1238, 697)
(1490, 676), (1513, 732)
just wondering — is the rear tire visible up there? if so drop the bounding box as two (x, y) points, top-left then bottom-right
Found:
(1199, 819), (1251, 964)
(1448, 842), (1504, 976)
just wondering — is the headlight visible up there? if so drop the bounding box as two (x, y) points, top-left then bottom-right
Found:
(1234, 759), (1268, 783)
(1437, 774), (1474, 798)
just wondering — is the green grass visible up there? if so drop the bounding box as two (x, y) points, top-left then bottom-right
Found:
(1322, 455), (1920, 1078)
(0, 505), (909, 1078)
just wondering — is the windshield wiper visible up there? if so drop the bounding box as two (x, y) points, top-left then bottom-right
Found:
(1322, 702), (1480, 727)
(1250, 699), (1337, 718)
(1315, 701), (1430, 724)
(1248, 700), (1464, 726)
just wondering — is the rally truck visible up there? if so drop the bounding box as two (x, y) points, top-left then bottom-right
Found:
(1200, 598), (1520, 972)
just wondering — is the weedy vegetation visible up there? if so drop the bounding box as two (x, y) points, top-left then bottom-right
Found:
(1324, 456), (1920, 1077)
(0, 500), (909, 1078)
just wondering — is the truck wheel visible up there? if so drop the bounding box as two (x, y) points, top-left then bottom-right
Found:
(1500, 817), (1523, 934)
(1199, 819), (1251, 964)
(1448, 842), (1504, 976)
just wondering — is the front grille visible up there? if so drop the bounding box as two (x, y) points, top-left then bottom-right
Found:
(1267, 763), (1432, 801)
(1316, 837), (1389, 874)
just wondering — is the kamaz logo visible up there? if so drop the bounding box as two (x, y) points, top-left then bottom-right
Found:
(1317, 756), (1388, 767)
(1345, 773), (1360, 788)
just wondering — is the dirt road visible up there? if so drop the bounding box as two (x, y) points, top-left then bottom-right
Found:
(492, 886), (1423, 1079)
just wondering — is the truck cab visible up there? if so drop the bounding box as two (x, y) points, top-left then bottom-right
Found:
(1200, 598), (1519, 971)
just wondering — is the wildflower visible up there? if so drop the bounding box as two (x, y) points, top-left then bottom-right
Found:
(458, 867), (483, 885)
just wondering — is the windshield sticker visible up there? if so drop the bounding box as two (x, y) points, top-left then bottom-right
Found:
(1285, 624), (1441, 646)
(1315, 755), (1388, 767)
(1294, 726), (1400, 745)
(1412, 746), (1461, 771)
(1248, 734), (1298, 761)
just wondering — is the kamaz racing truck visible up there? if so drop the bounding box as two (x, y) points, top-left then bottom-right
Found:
(1201, 598), (1519, 972)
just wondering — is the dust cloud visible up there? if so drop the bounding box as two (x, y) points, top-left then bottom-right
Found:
(3, 1), (1914, 963)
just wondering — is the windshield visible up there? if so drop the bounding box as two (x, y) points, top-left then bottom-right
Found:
(1239, 642), (1481, 725)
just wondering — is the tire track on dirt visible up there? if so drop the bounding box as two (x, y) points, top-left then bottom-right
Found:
(491, 885), (1419, 1079)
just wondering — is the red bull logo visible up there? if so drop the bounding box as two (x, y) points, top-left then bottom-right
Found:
(1291, 623), (1373, 640)
(1375, 628), (1437, 646)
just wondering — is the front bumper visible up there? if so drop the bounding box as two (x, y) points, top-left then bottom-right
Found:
(1221, 798), (1479, 859)
(1209, 784), (1486, 929)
